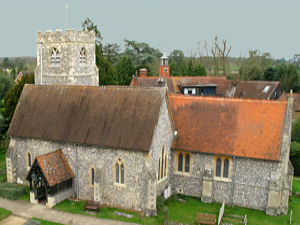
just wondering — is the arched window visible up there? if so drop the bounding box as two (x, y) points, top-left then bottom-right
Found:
(121, 164), (124, 184)
(164, 154), (167, 177)
(80, 48), (87, 63)
(116, 163), (119, 183)
(161, 153), (164, 179)
(216, 158), (221, 177)
(115, 159), (125, 184)
(223, 158), (229, 178)
(185, 154), (190, 173)
(158, 156), (161, 180)
(28, 152), (31, 167)
(91, 167), (95, 185)
(51, 48), (60, 64)
(178, 153), (183, 172)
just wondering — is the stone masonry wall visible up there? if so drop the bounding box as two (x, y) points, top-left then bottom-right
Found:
(170, 152), (278, 211)
(35, 29), (98, 86)
(149, 95), (174, 197)
(7, 137), (148, 212)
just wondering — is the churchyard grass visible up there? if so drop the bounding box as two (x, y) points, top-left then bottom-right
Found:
(54, 178), (300, 225)
(0, 208), (11, 221)
(54, 199), (164, 224)
(30, 217), (63, 225)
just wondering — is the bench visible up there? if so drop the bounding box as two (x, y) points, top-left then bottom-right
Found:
(84, 200), (100, 213)
(197, 213), (217, 225)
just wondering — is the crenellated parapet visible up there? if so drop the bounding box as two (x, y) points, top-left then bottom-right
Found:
(36, 29), (95, 44)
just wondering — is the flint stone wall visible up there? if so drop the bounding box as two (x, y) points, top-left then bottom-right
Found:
(7, 137), (149, 212)
(35, 29), (99, 86)
(170, 151), (278, 211)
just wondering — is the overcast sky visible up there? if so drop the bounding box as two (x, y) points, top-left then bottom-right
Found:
(1, 0), (299, 59)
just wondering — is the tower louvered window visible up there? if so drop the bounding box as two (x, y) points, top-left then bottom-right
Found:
(80, 48), (87, 63)
(51, 48), (60, 64)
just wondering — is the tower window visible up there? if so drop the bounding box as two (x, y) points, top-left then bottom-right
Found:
(51, 48), (60, 64)
(80, 48), (87, 63)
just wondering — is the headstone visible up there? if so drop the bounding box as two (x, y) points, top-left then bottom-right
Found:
(218, 201), (225, 225)
(113, 211), (133, 218)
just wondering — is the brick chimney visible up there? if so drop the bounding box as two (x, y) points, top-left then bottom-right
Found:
(139, 68), (148, 77)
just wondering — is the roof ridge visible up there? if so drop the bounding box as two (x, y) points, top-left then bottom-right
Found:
(169, 94), (288, 105)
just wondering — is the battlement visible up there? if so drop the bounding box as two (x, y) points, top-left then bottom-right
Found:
(36, 29), (95, 43)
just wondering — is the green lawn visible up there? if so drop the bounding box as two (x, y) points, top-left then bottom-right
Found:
(31, 217), (63, 225)
(0, 208), (11, 221)
(54, 179), (300, 225)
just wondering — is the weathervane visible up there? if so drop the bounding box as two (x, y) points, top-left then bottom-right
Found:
(64, 0), (69, 29)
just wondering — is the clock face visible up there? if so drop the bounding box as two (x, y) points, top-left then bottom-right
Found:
(164, 67), (168, 72)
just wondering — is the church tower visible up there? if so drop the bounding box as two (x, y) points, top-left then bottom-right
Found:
(35, 29), (99, 86)
(159, 53), (170, 78)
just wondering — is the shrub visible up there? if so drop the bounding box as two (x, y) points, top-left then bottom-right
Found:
(0, 183), (26, 200)
(156, 195), (165, 213)
(290, 141), (300, 176)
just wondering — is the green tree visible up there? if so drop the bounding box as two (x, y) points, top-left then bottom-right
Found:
(1, 73), (34, 135)
(81, 18), (118, 85)
(290, 141), (300, 176)
(239, 50), (273, 80)
(0, 73), (13, 103)
(116, 56), (135, 85)
(124, 39), (162, 66)
(275, 64), (300, 92)
(2, 57), (10, 69)
(97, 55), (118, 85)
(82, 18), (102, 45)
(264, 66), (277, 81)
(103, 43), (121, 64)
(169, 50), (186, 76)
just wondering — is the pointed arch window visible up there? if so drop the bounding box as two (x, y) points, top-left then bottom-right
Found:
(214, 156), (232, 180)
(178, 153), (183, 172)
(28, 152), (31, 167)
(185, 154), (190, 173)
(158, 146), (167, 181)
(80, 47), (87, 63)
(216, 158), (222, 177)
(223, 158), (229, 178)
(51, 48), (60, 64)
(90, 166), (96, 187)
(176, 151), (192, 174)
(115, 159), (125, 184)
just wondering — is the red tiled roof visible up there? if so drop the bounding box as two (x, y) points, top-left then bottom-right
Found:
(170, 95), (287, 161)
(36, 149), (74, 187)
(131, 76), (228, 95)
(131, 76), (281, 100)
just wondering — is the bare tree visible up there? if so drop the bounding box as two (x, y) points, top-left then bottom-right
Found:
(215, 37), (232, 77)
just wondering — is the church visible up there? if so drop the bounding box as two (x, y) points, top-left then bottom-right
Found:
(6, 29), (293, 216)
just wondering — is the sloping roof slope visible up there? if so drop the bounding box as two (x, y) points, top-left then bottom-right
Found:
(230, 80), (280, 99)
(170, 95), (287, 161)
(131, 76), (228, 95)
(131, 76), (281, 100)
(36, 149), (74, 187)
(8, 85), (165, 152)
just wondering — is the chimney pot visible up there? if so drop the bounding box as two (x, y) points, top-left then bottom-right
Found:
(139, 68), (147, 77)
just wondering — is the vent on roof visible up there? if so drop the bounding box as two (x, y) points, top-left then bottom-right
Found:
(263, 86), (270, 93)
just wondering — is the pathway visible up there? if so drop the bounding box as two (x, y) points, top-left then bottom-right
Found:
(0, 197), (137, 225)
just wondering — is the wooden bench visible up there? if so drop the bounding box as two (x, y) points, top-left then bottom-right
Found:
(197, 213), (217, 225)
(84, 200), (100, 213)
